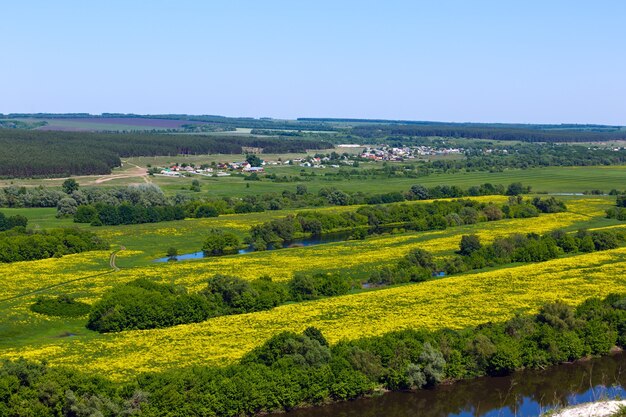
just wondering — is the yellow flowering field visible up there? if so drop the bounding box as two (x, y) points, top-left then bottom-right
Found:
(4, 247), (626, 380)
(1, 207), (615, 303)
(0, 252), (111, 301)
(107, 208), (611, 291)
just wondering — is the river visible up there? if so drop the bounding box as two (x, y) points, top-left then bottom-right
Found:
(267, 353), (626, 417)
(154, 231), (354, 262)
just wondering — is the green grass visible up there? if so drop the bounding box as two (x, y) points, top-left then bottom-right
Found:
(0, 207), (78, 229)
(153, 165), (626, 198)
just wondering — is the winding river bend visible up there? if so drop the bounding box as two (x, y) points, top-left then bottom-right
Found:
(268, 353), (626, 417)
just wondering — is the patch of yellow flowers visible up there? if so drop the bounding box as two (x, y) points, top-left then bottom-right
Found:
(4, 247), (626, 381)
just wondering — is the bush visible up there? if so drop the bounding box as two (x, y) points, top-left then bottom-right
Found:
(30, 295), (91, 317)
(87, 279), (214, 333)
(202, 229), (240, 255)
(0, 227), (107, 263)
(0, 212), (27, 231)
(458, 234), (482, 256)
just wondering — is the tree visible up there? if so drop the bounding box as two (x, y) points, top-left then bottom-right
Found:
(0, 212), (27, 231)
(327, 190), (350, 206)
(202, 229), (240, 255)
(194, 205), (218, 218)
(62, 178), (79, 194)
(166, 247), (178, 258)
(56, 197), (78, 218)
(74, 205), (98, 223)
(6, 214), (27, 229)
(246, 154), (263, 167)
(409, 185), (430, 200)
(617, 195), (626, 208)
(296, 184), (308, 195)
(506, 182), (524, 196)
(459, 234), (482, 256)
(482, 204), (503, 221)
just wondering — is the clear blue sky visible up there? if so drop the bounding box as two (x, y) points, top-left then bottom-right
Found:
(2, 1), (625, 124)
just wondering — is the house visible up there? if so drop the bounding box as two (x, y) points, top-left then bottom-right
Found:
(243, 166), (264, 173)
(159, 170), (181, 177)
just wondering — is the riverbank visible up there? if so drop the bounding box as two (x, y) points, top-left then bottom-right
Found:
(546, 401), (626, 417)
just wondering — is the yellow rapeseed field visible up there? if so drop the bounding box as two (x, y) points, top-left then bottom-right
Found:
(108, 208), (613, 291)
(0, 201), (615, 302)
(4, 247), (626, 380)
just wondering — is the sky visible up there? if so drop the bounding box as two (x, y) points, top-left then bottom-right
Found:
(2, 1), (625, 125)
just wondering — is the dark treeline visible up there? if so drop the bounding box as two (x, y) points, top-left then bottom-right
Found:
(370, 228), (623, 285)
(299, 117), (622, 131)
(0, 227), (108, 263)
(249, 196), (554, 250)
(349, 123), (626, 143)
(5, 294), (626, 416)
(462, 144), (626, 169)
(0, 129), (332, 177)
(3, 113), (339, 131)
(75, 203), (187, 226)
(0, 211), (27, 231)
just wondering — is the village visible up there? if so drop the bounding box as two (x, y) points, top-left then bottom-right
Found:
(153, 144), (468, 178)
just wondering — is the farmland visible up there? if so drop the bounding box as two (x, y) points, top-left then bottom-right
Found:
(3, 160), (626, 197)
(2, 116), (626, 416)
(1, 193), (625, 379)
(5, 246), (626, 380)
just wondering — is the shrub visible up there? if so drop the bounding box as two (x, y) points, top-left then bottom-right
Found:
(30, 295), (91, 317)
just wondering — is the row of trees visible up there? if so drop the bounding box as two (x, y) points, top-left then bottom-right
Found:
(249, 197), (560, 250)
(59, 181), (531, 226)
(87, 268), (362, 333)
(7, 294), (626, 416)
(0, 227), (108, 263)
(0, 183), (167, 209)
(370, 228), (624, 285)
(74, 203), (187, 226)
(87, 275), (294, 333)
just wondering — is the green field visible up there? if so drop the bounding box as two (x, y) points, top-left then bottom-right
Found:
(3, 161), (624, 199)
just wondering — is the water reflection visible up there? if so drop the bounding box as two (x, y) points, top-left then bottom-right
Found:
(272, 353), (626, 417)
(154, 232), (352, 262)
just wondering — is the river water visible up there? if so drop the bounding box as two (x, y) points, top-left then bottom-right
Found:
(154, 232), (353, 262)
(268, 353), (626, 417)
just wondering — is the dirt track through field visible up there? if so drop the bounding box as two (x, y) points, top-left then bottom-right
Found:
(109, 246), (126, 271)
(94, 162), (149, 184)
(0, 247), (126, 303)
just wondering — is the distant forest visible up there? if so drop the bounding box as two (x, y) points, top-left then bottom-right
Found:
(0, 130), (332, 178)
(0, 113), (338, 132)
(346, 123), (626, 143)
(295, 118), (626, 143)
